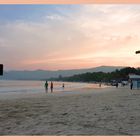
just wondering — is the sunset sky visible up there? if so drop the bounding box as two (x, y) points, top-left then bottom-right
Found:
(0, 4), (140, 70)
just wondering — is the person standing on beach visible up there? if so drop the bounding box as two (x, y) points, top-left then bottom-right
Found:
(45, 80), (48, 93)
(116, 82), (118, 88)
(62, 83), (65, 89)
(50, 81), (53, 93)
(130, 80), (133, 90)
(99, 82), (101, 87)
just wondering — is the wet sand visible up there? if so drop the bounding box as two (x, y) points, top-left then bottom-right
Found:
(0, 87), (140, 135)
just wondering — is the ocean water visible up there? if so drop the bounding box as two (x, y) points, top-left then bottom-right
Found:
(0, 80), (104, 95)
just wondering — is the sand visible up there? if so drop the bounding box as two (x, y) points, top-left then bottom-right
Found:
(0, 86), (140, 135)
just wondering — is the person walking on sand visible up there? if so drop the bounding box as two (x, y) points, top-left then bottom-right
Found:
(50, 81), (53, 93)
(45, 80), (48, 93)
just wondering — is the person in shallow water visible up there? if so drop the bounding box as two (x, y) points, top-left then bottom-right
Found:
(44, 80), (48, 93)
(50, 81), (53, 93)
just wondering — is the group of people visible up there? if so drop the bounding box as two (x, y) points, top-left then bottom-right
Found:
(45, 81), (53, 93)
(44, 81), (65, 93)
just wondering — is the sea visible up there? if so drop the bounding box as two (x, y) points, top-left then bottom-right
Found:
(0, 80), (104, 95)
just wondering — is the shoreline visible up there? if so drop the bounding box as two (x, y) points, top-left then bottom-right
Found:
(0, 80), (109, 100)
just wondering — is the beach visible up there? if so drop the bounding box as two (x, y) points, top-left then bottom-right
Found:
(0, 84), (140, 135)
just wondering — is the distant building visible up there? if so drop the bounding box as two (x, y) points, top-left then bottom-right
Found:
(129, 74), (140, 89)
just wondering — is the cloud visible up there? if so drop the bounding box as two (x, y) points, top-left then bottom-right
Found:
(0, 5), (140, 70)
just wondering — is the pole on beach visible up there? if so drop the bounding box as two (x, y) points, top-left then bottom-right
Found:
(0, 64), (3, 76)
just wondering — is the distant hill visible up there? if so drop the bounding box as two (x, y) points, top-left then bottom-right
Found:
(56, 67), (140, 82)
(0, 66), (124, 80)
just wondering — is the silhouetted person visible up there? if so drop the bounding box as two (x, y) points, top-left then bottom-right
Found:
(116, 82), (118, 88)
(62, 83), (65, 89)
(45, 80), (48, 93)
(130, 80), (133, 90)
(50, 81), (53, 93)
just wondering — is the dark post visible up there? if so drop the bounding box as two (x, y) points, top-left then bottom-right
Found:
(0, 64), (3, 75)
(136, 50), (140, 54)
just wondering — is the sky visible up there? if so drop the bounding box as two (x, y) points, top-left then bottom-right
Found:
(0, 4), (140, 71)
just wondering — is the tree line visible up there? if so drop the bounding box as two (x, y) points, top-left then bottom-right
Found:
(49, 67), (140, 83)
